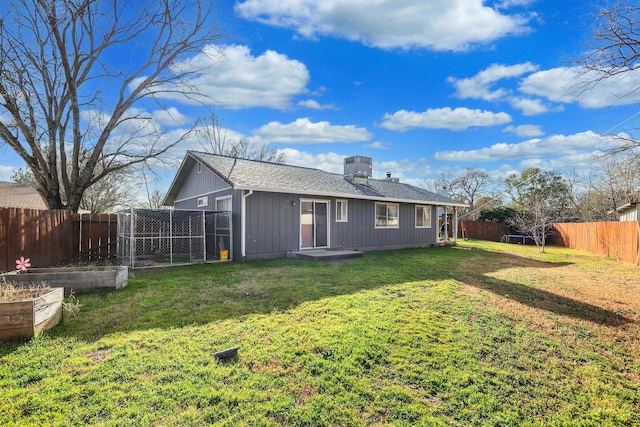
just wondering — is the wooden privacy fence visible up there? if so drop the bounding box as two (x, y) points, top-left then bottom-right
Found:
(0, 208), (118, 272)
(552, 221), (640, 266)
(458, 220), (509, 242)
(76, 213), (117, 260)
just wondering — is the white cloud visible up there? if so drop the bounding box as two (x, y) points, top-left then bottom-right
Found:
(434, 131), (614, 162)
(276, 149), (431, 183)
(448, 62), (538, 100)
(297, 99), (336, 110)
(365, 141), (390, 150)
(252, 117), (372, 143)
(157, 44), (310, 110)
(0, 165), (17, 181)
(508, 96), (553, 116)
(520, 66), (640, 108)
(279, 148), (346, 173)
(151, 108), (190, 127)
(235, 0), (531, 51)
(503, 124), (544, 137)
(381, 107), (512, 131)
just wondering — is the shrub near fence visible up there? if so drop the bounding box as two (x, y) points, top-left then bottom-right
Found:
(553, 221), (640, 266)
(0, 208), (118, 272)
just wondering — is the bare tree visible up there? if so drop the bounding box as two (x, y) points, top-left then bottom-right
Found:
(78, 169), (139, 213)
(577, 152), (640, 220)
(579, 1), (640, 152)
(423, 168), (492, 219)
(504, 168), (574, 253)
(0, 0), (223, 211)
(12, 160), (139, 214)
(581, 1), (640, 78)
(450, 168), (491, 211)
(197, 114), (284, 163)
(509, 194), (553, 253)
(147, 189), (166, 209)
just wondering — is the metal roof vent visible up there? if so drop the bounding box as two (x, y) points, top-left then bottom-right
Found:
(344, 155), (372, 180)
(385, 172), (399, 183)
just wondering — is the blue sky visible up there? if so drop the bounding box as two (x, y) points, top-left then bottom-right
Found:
(2, 0), (640, 196)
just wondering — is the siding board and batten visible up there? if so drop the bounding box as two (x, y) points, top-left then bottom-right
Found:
(163, 151), (466, 260)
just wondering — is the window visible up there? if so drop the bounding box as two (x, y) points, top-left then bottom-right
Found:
(215, 196), (232, 229)
(415, 205), (432, 228)
(375, 202), (399, 228)
(197, 196), (208, 207)
(197, 162), (203, 173)
(336, 200), (348, 222)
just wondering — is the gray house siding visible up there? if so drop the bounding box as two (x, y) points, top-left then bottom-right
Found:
(239, 192), (439, 259)
(331, 199), (437, 251)
(244, 191), (301, 259)
(173, 161), (231, 208)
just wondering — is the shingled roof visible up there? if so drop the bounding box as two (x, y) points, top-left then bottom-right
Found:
(165, 151), (465, 207)
(0, 181), (47, 210)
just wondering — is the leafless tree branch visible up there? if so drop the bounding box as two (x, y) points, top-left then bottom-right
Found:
(0, 0), (223, 211)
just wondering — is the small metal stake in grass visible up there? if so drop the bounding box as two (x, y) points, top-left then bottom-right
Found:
(213, 346), (239, 361)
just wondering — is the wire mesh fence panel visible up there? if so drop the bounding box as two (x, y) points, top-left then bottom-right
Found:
(206, 212), (232, 261)
(117, 209), (223, 268)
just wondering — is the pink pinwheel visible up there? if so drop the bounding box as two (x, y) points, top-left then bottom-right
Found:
(15, 256), (31, 271)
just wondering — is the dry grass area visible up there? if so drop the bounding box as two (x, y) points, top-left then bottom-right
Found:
(457, 240), (640, 382)
(0, 280), (51, 302)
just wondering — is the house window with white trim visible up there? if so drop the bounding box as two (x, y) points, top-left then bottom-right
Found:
(336, 200), (348, 222)
(215, 196), (232, 229)
(375, 202), (399, 228)
(415, 205), (432, 228)
(197, 162), (203, 173)
(197, 196), (208, 207)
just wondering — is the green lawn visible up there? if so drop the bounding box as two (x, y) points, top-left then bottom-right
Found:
(1, 241), (639, 426)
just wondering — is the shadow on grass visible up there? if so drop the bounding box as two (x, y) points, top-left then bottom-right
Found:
(463, 274), (632, 327)
(40, 244), (633, 342)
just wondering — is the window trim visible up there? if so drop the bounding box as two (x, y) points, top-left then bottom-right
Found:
(415, 205), (432, 228)
(197, 196), (208, 207)
(375, 202), (399, 229)
(336, 199), (348, 222)
(215, 195), (232, 211)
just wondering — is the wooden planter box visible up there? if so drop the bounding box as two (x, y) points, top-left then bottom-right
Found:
(1, 266), (128, 294)
(0, 287), (64, 341)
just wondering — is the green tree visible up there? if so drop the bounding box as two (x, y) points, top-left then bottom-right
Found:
(505, 168), (574, 220)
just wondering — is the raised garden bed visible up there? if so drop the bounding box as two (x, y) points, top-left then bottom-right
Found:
(0, 287), (64, 341)
(1, 265), (128, 294)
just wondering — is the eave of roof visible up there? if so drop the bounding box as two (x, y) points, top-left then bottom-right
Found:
(230, 183), (467, 207)
(607, 201), (638, 215)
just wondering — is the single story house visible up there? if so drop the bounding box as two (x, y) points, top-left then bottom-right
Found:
(163, 151), (467, 260)
(610, 201), (639, 222)
(0, 181), (47, 210)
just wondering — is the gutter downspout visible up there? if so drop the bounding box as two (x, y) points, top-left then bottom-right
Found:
(241, 190), (253, 258)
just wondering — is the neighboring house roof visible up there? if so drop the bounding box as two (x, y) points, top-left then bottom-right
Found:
(607, 201), (638, 215)
(0, 181), (47, 210)
(165, 151), (466, 207)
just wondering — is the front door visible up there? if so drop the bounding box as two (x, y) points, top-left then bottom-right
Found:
(300, 200), (329, 249)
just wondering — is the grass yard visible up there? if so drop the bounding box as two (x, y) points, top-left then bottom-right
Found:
(1, 240), (639, 426)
